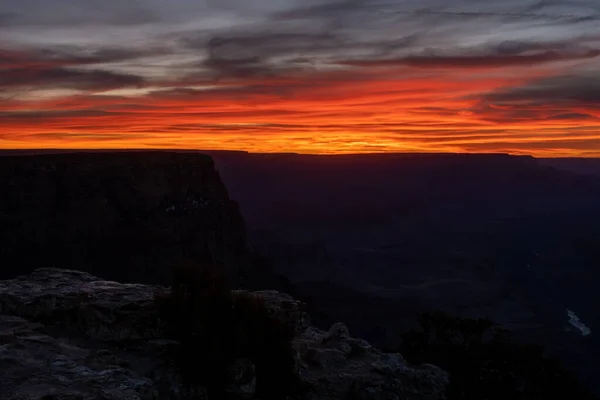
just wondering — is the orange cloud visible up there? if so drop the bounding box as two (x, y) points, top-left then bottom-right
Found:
(1, 50), (599, 156)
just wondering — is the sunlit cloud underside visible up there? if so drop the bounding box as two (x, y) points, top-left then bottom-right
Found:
(1, 0), (600, 156)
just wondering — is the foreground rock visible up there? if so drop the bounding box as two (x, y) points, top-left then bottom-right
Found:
(296, 323), (448, 400)
(0, 315), (157, 400)
(0, 269), (449, 399)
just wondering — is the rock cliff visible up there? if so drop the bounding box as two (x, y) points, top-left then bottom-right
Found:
(0, 268), (449, 400)
(0, 152), (248, 286)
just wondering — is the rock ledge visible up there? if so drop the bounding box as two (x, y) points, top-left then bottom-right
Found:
(0, 269), (448, 400)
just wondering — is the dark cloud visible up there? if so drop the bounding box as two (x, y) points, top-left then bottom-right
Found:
(483, 75), (600, 104)
(0, 46), (168, 68)
(195, 32), (344, 78)
(472, 74), (600, 122)
(524, 0), (600, 16)
(0, 12), (15, 25)
(393, 9), (598, 23)
(179, 27), (420, 80)
(5, 0), (599, 86)
(177, 24), (600, 84)
(274, 0), (600, 23)
(340, 45), (600, 68)
(0, 67), (144, 91)
(202, 56), (273, 79)
(0, 45), (160, 92)
(173, 0), (600, 82)
(273, 0), (370, 20)
(0, 1), (160, 27)
(194, 31), (343, 55)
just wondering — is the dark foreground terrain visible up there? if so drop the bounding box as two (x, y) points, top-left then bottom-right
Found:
(0, 268), (453, 400)
(1, 149), (599, 396)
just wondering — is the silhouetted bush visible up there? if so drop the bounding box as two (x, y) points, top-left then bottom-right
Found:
(392, 311), (598, 400)
(154, 260), (302, 399)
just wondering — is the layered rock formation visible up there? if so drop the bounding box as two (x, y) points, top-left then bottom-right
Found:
(0, 268), (449, 400)
(0, 152), (248, 286)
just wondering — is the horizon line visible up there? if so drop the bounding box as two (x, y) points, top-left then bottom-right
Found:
(1, 148), (598, 160)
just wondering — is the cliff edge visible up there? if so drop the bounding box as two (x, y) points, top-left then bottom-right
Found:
(0, 152), (248, 286)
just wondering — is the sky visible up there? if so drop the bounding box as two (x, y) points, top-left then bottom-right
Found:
(1, 0), (600, 156)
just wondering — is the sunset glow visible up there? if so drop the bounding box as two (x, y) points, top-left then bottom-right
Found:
(1, 0), (600, 156)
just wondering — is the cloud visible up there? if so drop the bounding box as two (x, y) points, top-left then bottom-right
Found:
(191, 31), (348, 79)
(194, 31), (345, 57)
(339, 41), (600, 68)
(0, 45), (166, 93)
(0, 46), (163, 69)
(178, 24), (421, 82)
(173, 1), (600, 83)
(0, 12), (15, 25)
(0, 66), (144, 91)
(274, 0), (600, 24)
(1, 0), (600, 156)
(473, 74), (600, 122)
(483, 74), (600, 104)
(0, 0), (160, 27)
(273, 0), (371, 20)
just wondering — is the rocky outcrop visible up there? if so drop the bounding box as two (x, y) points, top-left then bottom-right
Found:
(0, 315), (157, 400)
(0, 269), (449, 400)
(296, 324), (448, 400)
(0, 152), (249, 286)
(0, 269), (162, 342)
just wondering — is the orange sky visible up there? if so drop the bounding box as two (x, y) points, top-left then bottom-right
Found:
(1, 1), (600, 157)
